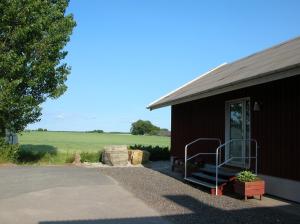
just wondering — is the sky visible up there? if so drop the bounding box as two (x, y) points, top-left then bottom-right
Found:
(28, 0), (300, 132)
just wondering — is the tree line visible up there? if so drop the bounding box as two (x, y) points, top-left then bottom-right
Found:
(130, 120), (170, 137)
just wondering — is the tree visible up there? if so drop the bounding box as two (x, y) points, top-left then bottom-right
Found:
(130, 120), (160, 135)
(0, 0), (76, 136)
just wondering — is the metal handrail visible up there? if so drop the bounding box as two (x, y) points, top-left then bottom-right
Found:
(218, 156), (257, 168)
(187, 152), (216, 161)
(216, 138), (258, 172)
(215, 138), (258, 196)
(184, 138), (222, 179)
(184, 138), (258, 196)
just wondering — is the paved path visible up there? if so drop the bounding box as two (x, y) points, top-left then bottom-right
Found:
(0, 166), (170, 224)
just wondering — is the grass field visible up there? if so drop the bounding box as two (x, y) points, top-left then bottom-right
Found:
(18, 131), (170, 153)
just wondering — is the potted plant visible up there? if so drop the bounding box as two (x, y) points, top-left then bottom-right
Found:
(234, 170), (265, 200)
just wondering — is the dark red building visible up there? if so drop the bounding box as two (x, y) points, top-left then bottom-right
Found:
(148, 37), (300, 202)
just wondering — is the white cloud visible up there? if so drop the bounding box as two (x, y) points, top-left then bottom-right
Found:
(55, 114), (65, 119)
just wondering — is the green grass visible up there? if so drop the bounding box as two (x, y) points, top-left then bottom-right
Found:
(18, 131), (170, 153)
(14, 131), (170, 165)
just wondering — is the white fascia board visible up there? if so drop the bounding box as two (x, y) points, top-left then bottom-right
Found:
(149, 65), (300, 110)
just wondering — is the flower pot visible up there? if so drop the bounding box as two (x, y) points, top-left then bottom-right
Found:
(234, 180), (265, 200)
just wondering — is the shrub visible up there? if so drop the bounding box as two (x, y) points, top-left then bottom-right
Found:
(15, 145), (57, 163)
(0, 138), (20, 163)
(80, 151), (102, 163)
(236, 170), (258, 182)
(129, 144), (170, 161)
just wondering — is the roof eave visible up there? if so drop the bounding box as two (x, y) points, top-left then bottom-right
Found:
(148, 64), (300, 110)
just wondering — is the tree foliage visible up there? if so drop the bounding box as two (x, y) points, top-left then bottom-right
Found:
(0, 0), (76, 135)
(130, 120), (160, 135)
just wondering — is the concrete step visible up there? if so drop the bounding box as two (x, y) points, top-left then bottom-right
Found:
(198, 166), (238, 178)
(184, 177), (216, 188)
(191, 172), (227, 184)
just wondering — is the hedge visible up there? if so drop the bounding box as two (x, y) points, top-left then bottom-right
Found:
(129, 144), (170, 161)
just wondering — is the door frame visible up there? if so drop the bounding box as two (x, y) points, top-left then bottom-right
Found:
(225, 97), (251, 168)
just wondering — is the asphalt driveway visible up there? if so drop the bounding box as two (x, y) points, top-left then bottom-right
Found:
(0, 166), (170, 224)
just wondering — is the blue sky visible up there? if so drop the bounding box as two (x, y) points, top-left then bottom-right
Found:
(28, 0), (300, 132)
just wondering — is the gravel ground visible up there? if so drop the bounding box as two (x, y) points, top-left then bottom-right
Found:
(99, 166), (300, 224)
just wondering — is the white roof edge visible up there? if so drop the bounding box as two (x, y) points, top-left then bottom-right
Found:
(147, 63), (227, 109)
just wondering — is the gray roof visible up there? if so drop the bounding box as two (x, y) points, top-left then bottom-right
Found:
(148, 36), (300, 110)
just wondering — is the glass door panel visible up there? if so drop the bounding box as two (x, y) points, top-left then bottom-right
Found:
(229, 102), (244, 165)
(225, 99), (250, 168)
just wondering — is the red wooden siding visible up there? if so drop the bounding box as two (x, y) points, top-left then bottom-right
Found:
(171, 74), (300, 181)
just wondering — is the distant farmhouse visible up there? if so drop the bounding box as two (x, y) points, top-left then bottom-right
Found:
(149, 37), (300, 202)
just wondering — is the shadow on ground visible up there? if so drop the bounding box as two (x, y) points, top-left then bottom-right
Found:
(18, 144), (57, 163)
(39, 194), (300, 224)
(146, 161), (244, 199)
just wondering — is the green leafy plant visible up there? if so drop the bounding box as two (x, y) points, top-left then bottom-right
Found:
(236, 170), (258, 182)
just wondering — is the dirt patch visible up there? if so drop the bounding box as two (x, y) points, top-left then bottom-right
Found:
(0, 163), (17, 168)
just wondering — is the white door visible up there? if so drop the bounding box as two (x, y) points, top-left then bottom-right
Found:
(225, 98), (250, 168)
